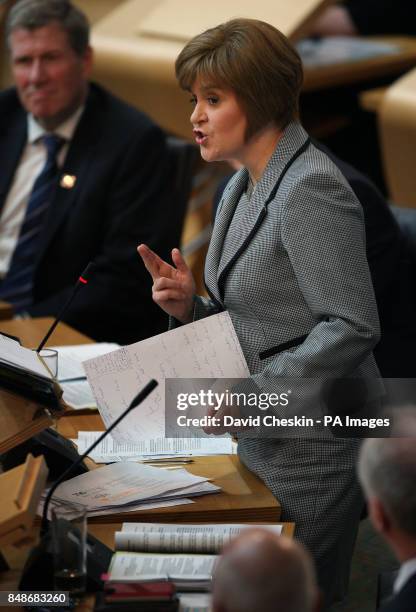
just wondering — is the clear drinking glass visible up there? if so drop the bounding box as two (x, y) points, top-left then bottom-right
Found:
(51, 503), (87, 600)
(38, 348), (58, 377)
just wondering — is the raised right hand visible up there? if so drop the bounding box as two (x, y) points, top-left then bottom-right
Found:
(137, 244), (196, 323)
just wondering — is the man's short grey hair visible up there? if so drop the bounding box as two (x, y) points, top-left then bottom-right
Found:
(358, 410), (416, 536)
(213, 530), (317, 612)
(6, 0), (90, 56)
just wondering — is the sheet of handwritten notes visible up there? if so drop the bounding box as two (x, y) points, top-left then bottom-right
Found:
(83, 312), (249, 442)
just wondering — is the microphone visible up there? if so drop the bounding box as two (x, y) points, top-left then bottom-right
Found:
(41, 378), (158, 533)
(36, 261), (96, 352)
(20, 379), (158, 592)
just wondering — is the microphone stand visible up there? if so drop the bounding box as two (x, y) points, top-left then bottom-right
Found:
(41, 378), (158, 533)
(37, 261), (96, 352)
(20, 379), (158, 592)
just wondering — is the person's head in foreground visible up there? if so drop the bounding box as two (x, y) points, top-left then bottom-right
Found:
(175, 18), (303, 181)
(6, 0), (92, 131)
(212, 528), (321, 612)
(358, 410), (416, 563)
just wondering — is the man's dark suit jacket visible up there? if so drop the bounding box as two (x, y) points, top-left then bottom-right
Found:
(345, 0), (416, 36)
(381, 574), (416, 612)
(213, 143), (416, 377)
(0, 83), (176, 344)
(323, 146), (416, 378)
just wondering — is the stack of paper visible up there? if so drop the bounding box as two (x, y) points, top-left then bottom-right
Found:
(74, 431), (235, 463)
(115, 522), (283, 554)
(108, 552), (216, 591)
(52, 343), (119, 410)
(39, 462), (220, 519)
(108, 522), (283, 591)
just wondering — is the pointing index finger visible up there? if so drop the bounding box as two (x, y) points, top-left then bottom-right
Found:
(137, 243), (164, 280)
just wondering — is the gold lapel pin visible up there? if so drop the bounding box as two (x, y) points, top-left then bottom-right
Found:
(60, 174), (77, 189)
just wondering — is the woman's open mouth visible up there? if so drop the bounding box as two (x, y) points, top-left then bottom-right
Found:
(193, 129), (208, 145)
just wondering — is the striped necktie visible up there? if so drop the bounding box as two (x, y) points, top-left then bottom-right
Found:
(0, 134), (65, 311)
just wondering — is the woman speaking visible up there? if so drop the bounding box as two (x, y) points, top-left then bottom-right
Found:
(138, 19), (380, 607)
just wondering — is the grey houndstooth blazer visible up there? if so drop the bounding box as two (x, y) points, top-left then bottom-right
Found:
(191, 122), (381, 597)
(195, 121), (380, 380)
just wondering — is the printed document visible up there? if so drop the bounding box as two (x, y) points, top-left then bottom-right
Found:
(74, 430), (234, 461)
(108, 552), (216, 586)
(115, 523), (283, 553)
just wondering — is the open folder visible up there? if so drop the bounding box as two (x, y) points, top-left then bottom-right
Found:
(0, 333), (63, 411)
(0, 333), (65, 453)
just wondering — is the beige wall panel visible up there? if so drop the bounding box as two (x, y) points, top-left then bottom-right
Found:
(137, 0), (332, 43)
(91, 0), (331, 138)
(91, 32), (191, 137)
(379, 68), (416, 208)
(73, 0), (126, 25)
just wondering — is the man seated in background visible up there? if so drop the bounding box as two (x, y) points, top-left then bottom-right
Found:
(358, 412), (416, 611)
(212, 528), (321, 612)
(0, 0), (176, 344)
(308, 0), (416, 37)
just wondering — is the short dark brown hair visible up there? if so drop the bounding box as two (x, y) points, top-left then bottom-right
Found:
(6, 0), (89, 56)
(175, 18), (303, 139)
